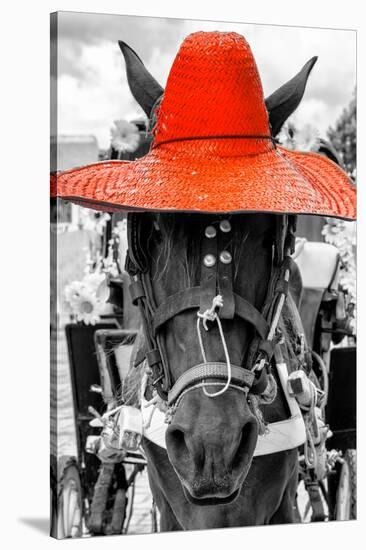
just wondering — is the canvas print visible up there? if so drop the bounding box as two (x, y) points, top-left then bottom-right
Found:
(50, 11), (356, 539)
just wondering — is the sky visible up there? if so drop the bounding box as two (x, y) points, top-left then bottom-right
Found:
(55, 11), (356, 149)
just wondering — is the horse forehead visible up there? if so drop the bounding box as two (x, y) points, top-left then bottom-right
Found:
(153, 212), (275, 243)
(149, 214), (274, 302)
(149, 214), (275, 282)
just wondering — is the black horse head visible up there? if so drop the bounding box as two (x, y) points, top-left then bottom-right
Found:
(118, 39), (317, 504)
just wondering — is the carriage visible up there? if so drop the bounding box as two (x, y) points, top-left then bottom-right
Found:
(293, 240), (356, 521)
(51, 320), (159, 537)
(51, 30), (356, 536)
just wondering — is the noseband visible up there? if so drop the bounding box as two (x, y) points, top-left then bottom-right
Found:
(125, 213), (297, 407)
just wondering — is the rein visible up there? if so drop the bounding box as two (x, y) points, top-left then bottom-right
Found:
(125, 212), (297, 413)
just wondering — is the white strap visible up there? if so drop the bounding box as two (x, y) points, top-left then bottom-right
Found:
(142, 362), (306, 455)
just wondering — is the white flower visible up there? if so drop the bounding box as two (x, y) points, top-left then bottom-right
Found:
(110, 120), (140, 153)
(64, 281), (86, 306)
(64, 285), (103, 325)
(74, 290), (102, 325)
(64, 272), (110, 325)
(103, 253), (119, 278)
(78, 208), (111, 235)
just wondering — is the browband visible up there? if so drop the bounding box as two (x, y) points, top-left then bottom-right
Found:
(149, 286), (269, 339)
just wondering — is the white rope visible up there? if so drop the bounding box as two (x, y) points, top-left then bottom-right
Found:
(196, 295), (232, 398)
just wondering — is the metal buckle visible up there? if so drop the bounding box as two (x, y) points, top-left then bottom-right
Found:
(152, 374), (164, 387)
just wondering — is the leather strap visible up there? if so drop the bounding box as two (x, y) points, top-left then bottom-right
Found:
(200, 231), (217, 314)
(152, 287), (269, 340)
(168, 362), (255, 406)
(152, 287), (200, 333)
(234, 294), (269, 339)
(146, 348), (162, 368)
(129, 280), (145, 305)
(274, 215), (287, 266)
(304, 480), (327, 522)
(128, 273), (168, 400)
(217, 224), (235, 319)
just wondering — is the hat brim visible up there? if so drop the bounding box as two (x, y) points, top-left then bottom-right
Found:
(51, 145), (356, 220)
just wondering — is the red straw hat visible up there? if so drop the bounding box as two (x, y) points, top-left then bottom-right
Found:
(51, 32), (356, 220)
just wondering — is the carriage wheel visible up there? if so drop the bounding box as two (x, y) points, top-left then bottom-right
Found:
(56, 456), (83, 538)
(335, 449), (356, 520)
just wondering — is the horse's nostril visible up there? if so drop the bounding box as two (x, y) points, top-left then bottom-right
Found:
(168, 427), (185, 448)
(166, 426), (188, 457)
(232, 420), (257, 471)
(166, 426), (198, 466)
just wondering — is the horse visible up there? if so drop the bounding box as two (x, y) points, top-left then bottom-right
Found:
(118, 39), (315, 531)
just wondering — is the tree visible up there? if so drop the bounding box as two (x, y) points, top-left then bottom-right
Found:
(327, 90), (356, 180)
(323, 91), (357, 331)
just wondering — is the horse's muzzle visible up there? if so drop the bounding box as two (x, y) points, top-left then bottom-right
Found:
(165, 390), (259, 504)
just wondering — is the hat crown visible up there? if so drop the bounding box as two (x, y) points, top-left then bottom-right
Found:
(154, 32), (271, 149)
(54, 32), (356, 221)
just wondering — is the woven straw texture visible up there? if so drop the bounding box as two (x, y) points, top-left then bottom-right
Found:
(51, 31), (356, 220)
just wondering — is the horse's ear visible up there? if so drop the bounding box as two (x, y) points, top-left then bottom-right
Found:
(316, 138), (341, 165)
(265, 57), (318, 137)
(118, 41), (164, 117)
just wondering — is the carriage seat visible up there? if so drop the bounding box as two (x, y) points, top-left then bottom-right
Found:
(294, 240), (340, 291)
(293, 240), (340, 349)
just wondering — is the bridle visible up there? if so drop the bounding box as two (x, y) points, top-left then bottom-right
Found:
(125, 212), (297, 409)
